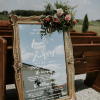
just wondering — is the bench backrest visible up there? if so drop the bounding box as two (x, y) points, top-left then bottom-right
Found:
(0, 21), (14, 84)
(71, 36), (100, 44)
(70, 32), (97, 36)
(73, 44), (100, 74)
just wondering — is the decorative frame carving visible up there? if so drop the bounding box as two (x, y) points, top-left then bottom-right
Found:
(9, 14), (76, 100)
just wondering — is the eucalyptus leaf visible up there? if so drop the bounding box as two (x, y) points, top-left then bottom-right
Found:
(46, 15), (50, 18)
(54, 14), (58, 18)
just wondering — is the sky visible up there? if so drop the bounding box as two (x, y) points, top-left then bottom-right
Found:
(0, 0), (100, 21)
(19, 24), (67, 86)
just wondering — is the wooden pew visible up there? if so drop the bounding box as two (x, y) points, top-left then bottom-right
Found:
(0, 37), (7, 100)
(84, 71), (100, 92)
(70, 32), (97, 36)
(71, 36), (100, 44)
(73, 44), (100, 74)
(70, 35), (100, 92)
(70, 29), (76, 32)
(0, 21), (14, 85)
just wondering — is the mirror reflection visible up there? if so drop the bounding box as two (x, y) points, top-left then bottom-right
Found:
(18, 24), (68, 100)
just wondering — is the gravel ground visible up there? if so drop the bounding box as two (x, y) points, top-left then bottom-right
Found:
(6, 74), (100, 100)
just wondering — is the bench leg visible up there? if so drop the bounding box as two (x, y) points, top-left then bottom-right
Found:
(84, 71), (100, 92)
(92, 71), (100, 92)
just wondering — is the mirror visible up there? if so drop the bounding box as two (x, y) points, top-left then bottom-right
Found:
(10, 15), (75, 100)
(19, 24), (68, 99)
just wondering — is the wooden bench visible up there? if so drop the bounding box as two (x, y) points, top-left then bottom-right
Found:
(70, 29), (76, 32)
(71, 36), (100, 44)
(73, 44), (100, 74)
(0, 37), (7, 100)
(0, 21), (14, 85)
(70, 32), (97, 36)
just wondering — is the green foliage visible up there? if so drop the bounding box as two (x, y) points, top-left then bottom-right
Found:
(44, 2), (54, 15)
(0, 14), (9, 20)
(74, 19), (100, 27)
(89, 20), (100, 26)
(41, 1), (77, 35)
(0, 11), (8, 15)
(76, 19), (83, 25)
(54, 0), (67, 9)
(10, 10), (44, 16)
(82, 14), (89, 33)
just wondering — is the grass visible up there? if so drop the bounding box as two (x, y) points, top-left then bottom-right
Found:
(89, 21), (100, 27)
(0, 14), (10, 21)
(77, 20), (100, 27)
(73, 25), (100, 36)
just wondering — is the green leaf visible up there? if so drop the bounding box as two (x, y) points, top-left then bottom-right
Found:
(54, 14), (58, 18)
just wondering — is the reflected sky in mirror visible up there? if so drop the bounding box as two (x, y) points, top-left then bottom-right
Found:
(18, 24), (68, 99)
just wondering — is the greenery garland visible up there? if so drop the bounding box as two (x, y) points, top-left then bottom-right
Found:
(41, 1), (77, 36)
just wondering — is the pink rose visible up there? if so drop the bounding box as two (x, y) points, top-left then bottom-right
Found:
(53, 18), (59, 23)
(65, 14), (71, 21)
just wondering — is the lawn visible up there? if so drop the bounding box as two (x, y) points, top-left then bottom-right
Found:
(0, 14), (9, 21)
(73, 25), (100, 36)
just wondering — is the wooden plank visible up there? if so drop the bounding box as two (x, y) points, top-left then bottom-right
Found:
(0, 21), (11, 26)
(0, 37), (7, 100)
(75, 69), (100, 75)
(1, 36), (12, 38)
(73, 45), (100, 53)
(0, 32), (12, 36)
(70, 32), (97, 36)
(73, 44), (100, 46)
(0, 30), (13, 33)
(71, 36), (100, 44)
(0, 26), (12, 30)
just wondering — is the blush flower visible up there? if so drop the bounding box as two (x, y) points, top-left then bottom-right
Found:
(57, 8), (63, 16)
(65, 14), (71, 21)
(53, 18), (59, 23)
(73, 20), (77, 24)
(46, 18), (50, 21)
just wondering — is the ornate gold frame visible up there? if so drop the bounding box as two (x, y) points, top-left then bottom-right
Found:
(9, 14), (76, 100)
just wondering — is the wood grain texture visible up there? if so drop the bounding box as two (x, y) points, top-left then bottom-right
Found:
(70, 32), (97, 36)
(71, 36), (100, 44)
(0, 20), (13, 86)
(0, 37), (7, 100)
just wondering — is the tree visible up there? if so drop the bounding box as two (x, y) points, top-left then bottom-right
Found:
(0, 11), (8, 15)
(82, 14), (89, 33)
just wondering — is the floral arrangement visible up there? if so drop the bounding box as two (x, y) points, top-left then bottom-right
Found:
(41, 2), (77, 35)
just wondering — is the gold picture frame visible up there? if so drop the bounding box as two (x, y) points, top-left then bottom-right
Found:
(9, 14), (76, 100)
